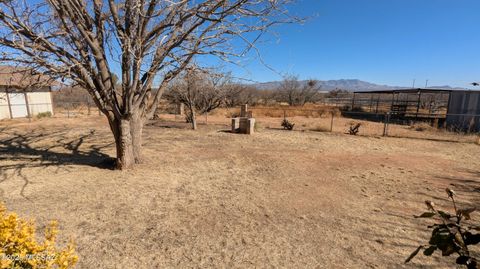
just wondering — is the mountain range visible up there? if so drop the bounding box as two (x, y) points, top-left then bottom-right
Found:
(252, 79), (470, 92)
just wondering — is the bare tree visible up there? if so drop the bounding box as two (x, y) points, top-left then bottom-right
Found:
(301, 79), (321, 104)
(165, 67), (229, 130)
(224, 84), (264, 107)
(0, 0), (295, 169)
(277, 75), (320, 106)
(195, 70), (231, 115)
(277, 75), (301, 106)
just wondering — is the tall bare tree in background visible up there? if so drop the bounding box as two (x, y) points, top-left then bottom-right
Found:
(0, 0), (296, 169)
(224, 84), (265, 106)
(165, 66), (230, 130)
(277, 75), (321, 106)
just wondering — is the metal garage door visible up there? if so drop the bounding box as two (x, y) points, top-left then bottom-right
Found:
(8, 93), (28, 118)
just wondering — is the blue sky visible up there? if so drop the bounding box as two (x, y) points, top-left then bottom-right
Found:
(222, 0), (480, 88)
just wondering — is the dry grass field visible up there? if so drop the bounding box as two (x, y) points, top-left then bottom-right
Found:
(0, 115), (479, 268)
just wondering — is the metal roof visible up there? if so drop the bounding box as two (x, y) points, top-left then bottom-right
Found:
(0, 66), (59, 88)
(353, 88), (455, 94)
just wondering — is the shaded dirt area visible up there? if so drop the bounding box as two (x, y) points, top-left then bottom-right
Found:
(0, 116), (479, 268)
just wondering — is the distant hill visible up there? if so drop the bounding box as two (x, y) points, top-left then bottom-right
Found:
(252, 79), (470, 92)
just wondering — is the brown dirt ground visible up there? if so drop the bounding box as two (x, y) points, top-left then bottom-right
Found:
(0, 115), (479, 268)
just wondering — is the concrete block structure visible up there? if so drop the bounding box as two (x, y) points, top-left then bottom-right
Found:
(232, 104), (255, 134)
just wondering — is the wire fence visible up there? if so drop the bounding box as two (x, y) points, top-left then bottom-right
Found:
(2, 100), (479, 143)
(52, 101), (102, 118)
(246, 107), (480, 143)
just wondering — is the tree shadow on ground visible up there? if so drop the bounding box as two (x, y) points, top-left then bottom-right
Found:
(347, 169), (480, 268)
(0, 127), (114, 198)
(435, 169), (480, 205)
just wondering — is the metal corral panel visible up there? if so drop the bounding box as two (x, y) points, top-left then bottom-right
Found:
(26, 90), (53, 116)
(446, 91), (480, 132)
(0, 92), (10, 119)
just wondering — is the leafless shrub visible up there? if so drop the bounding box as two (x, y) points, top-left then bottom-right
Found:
(348, 122), (361, 135)
(276, 75), (321, 106)
(281, 119), (295, 130)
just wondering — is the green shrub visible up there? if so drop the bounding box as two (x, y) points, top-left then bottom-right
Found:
(36, 112), (52, 119)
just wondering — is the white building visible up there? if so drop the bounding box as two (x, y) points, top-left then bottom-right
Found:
(0, 66), (55, 119)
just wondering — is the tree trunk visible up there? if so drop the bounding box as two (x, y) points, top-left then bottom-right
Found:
(191, 110), (197, 130)
(107, 113), (146, 170)
(130, 114), (144, 164)
(113, 118), (135, 170)
(185, 106), (197, 130)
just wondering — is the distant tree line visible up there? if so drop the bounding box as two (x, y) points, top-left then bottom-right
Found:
(53, 71), (352, 117)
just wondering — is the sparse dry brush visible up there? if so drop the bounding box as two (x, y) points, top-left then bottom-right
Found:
(310, 125), (330, 132)
(250, 105), (339, 118)
(281, 119), (295, 130)
(410, 122), (436, 132)
(0, 0), (297, 169)
(348, 122), (362, 135)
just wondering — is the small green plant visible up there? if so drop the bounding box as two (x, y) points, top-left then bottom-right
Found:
(281, 119), (294, 130)
(406, 188), (478, 268)
(36, 111), (52, 119)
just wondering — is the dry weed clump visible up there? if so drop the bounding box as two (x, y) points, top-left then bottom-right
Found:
(204, 105), (340, 119)
(348, 122), (362, 135)
(0, 203), (78, 269)
(281, 119), (295, 130)
(250, 105), (339, 118)
(410, 122), (436, 132)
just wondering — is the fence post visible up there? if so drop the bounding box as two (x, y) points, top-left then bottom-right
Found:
(330, 111), (334, 132)
(87, 100), (91, 116)
(67, 103), (70, 118)
(383, 112), (390, 137)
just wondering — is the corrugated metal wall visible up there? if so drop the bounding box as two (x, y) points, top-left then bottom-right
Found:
(446, 91), (480, 132)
